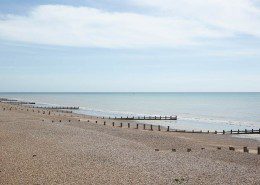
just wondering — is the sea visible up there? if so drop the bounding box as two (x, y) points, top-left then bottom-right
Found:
(1, 92), (260, 132)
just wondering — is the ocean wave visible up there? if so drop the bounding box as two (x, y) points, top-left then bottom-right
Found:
(76, 107), (259, 128)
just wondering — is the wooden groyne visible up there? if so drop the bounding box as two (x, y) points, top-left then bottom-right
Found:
(30, 106), (79, 110)
(105, 116), (177, 120)
(4, 101), (35, 105)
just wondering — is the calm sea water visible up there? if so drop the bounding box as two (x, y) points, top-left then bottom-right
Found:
(1, 92), (260, 131)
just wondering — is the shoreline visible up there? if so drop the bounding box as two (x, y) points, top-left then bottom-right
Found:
(1, 93), (260, 131)
(0, 102), (260, 184)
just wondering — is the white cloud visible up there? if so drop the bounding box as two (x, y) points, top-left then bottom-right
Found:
(131, 0), (260, 37)
(0, 1), (259, 48)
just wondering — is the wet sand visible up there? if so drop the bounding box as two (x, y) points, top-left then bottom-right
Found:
(0, 102), (260, 184)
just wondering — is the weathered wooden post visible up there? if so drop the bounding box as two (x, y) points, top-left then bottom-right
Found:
(158, 125), (161, 131)
(120, 122), (122, 127)
(252, 129), (254, 133)
(207, 130), (209, 134)
(150, 125), (153, 131)
(104, 121), (106, 125)
(243, 147), (249, 153)
(258, 147), (260, 155)
(128, 123), (130, 128)
(143, 124), (146, 130)
(229, 146), (235, 151)
(112, 122), (115, 126)
(136, 123), (139, 129)
(245, 129), (247, 134)
(167, 126), (170, 132)
(230, 130), (232, 134)
(223, 130), (225, 134)
(238, 129), (240, 134)
(215, 130), (217, 134)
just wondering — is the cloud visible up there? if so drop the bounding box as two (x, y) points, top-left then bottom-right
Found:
(0, 1), (259, 48)
(131, 0), (260, 37)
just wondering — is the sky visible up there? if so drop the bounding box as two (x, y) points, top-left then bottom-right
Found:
(0, 0), (260, 92)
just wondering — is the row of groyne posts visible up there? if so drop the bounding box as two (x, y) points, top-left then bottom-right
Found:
(1, 99), (260, 155)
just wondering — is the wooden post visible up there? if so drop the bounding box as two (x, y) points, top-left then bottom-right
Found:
(251, 129), (254, 133)
(128, 123), (130, 128)
(229, 146), (235, 151)
(158, 125), (161, 131)
(167, 126), (170, 132)
(120, 122), (122, 127)
(245, 129), (247, 134)
(243, 147), (249, 153)
(150, 125), (153, 131)
(238, 129), (240, 134)
(143, 124), (146, 130)
(223, 130), (225, 134)
(207, 130), (209, 134)
(112, 122), (115, 126)
(231, 130), (232, 134)
(104, 121), (106, 125)
(215, 131), (217, 134)
(258, 147), (260, 155)
(136, 123), (139, 129)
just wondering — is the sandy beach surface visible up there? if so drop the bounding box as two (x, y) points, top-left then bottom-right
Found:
(0, 102), (259, 185)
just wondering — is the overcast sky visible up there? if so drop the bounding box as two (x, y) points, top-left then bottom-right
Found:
(0, 0), (260, 92)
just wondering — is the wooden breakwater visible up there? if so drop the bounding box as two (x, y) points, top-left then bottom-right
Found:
(4, 101), (35, 105)
(30, 106), (79, 110)
(104, 116), (177, 120)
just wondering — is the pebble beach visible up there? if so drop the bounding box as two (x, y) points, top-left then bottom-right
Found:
(0, 102), (260, 185)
